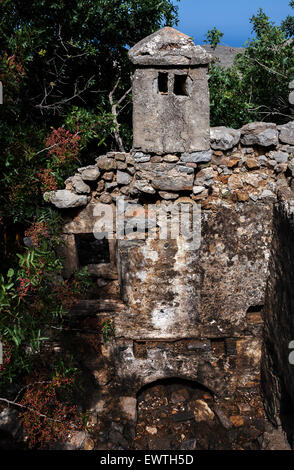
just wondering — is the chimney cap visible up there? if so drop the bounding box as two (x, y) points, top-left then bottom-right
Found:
(128, 27), (212, 66)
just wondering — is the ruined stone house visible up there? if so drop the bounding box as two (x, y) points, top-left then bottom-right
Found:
(44, 27), (294, 450)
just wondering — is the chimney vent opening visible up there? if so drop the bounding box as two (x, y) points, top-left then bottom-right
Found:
(174, 74), (189, 96)
(158, 72), (168, 94)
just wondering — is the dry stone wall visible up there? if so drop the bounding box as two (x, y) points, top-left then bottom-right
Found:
(45, 120), (294, 211)
(42, 120), (294, 449)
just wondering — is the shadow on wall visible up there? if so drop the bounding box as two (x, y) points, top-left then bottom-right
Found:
(262, 190), (294, 449)
(136, 376), (214, 399)
(280, 381), (294, 446)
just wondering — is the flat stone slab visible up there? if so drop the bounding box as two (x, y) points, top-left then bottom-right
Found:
(180, 150), (212, 163)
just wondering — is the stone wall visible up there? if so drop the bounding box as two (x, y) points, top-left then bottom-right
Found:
(43, 119), (294, 449)
(262, 187), (294, 445)
(45, 119), (294, 295)
(45, 120), (294, 213)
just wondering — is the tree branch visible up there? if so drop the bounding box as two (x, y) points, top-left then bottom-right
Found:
(118, 87), (132, 106)
(36, 76), (94, 112)
(251, 58), (288, 78)
(0, 397), (62, 422)
(109, 78), (131, 152)
(33, 130), (82, 157)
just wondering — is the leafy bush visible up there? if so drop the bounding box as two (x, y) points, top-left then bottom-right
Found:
(209, 7), (294, 127)
(0, 210), (92, 387)
(20, 374), (84, 449)
(0, 0), (179, 263)
(204, 27), (224, 49)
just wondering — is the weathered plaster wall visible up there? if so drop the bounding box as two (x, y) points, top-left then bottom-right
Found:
(117, 202), (272, 340)
(112, 200), (272, 428)
(132, 67), (210, 153)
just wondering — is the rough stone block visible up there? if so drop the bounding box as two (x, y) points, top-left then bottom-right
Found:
(117, 171), (132, 185)
(65, 175), (90, 194)
(119, 397), (137, 422)
(181, 150), (212, 163)
(96, 155), (117, 170)
(268, 151), (289, 163)
(194, 167), (215, 187)
(158, 191), (179, 200)
(78, 165), (100, 181)
(44, 190), (89, 209)
(210, 127), (241, 151)
(134, 180), (156, 194)
(135, 162), (194, 191)
(278, 122), (294, 145)
(241, 122), (278, 147)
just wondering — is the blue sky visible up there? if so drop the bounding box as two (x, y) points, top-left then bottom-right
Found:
(177, 0), (293, 47)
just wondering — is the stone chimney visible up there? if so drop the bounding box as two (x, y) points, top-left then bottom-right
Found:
(128, 27), (212, 154)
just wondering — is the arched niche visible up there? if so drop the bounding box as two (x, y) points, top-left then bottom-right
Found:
(133, 377), (224, 451)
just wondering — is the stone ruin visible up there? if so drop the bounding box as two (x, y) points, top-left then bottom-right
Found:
(43, 27), (294, 450)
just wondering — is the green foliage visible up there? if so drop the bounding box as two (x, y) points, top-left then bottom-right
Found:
(102, 319), (115, 343)
(281, 0), (294, 38)
(0, 210), (93, 387)
(0, 0), (179, 124)
(204, 27), (224, 49)
(64, 106), (117, 150)
(0, 0), (179, 232)
(209, 8), (294, 127)
(209, 64), (255, 128)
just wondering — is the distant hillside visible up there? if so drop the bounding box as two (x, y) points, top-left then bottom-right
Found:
(202, 45), (244, 69)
